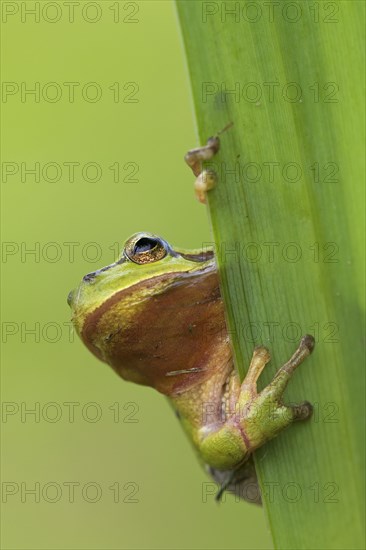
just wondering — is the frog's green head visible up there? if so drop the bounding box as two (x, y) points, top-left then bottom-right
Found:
(68, 232), (219, 393)
(67, 232), (214, 329)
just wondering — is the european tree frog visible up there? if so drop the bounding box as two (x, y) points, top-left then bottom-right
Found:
(68, 134), (315, 503)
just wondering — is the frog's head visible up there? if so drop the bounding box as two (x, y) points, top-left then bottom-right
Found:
(67, 232), (221, 393)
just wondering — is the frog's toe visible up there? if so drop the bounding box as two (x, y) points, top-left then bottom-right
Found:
(300, 334), (316, 354)
(241, 346), (271, 390)
(263, 335), (315, 400)
(194, 169), (218, 203)
(290, 400), (313, 421)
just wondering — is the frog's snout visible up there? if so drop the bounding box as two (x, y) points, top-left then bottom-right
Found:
(67, 289), (74, 307)
(67, 269), (99, 310)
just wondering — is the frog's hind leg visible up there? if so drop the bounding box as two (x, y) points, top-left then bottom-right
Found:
(195, 336), (315, 471)
(235, 335), (315, 451)
(238, 344), (311, 432)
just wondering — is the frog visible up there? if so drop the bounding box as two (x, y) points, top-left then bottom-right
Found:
(67, 131), (315, 504)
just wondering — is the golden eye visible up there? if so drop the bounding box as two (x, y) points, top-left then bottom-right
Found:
(124, 234), (168, 265)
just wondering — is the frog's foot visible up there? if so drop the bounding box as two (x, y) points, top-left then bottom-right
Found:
(197, 336), (314, 471)
(185, 123), (233, 203)
(238, 335), (315, 450)
(184, 136), (220, 203)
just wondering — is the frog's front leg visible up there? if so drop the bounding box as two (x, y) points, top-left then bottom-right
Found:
(199, 335), (315, 470)
(184, 136), (220, 203)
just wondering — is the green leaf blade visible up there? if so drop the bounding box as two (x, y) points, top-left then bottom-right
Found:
(176, 2), (365, 548)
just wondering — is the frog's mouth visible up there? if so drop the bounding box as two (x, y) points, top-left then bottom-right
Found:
(81, 255), (127, 284)
(67, 237), (135, 311)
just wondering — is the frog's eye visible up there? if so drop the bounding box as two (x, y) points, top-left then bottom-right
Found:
(125, 235), (168, 265)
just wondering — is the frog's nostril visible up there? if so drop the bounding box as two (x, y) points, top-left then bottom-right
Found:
(83, 272), (96, 282)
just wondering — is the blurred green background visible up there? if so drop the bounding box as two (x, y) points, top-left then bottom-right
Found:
(1, 1), (271, 548)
